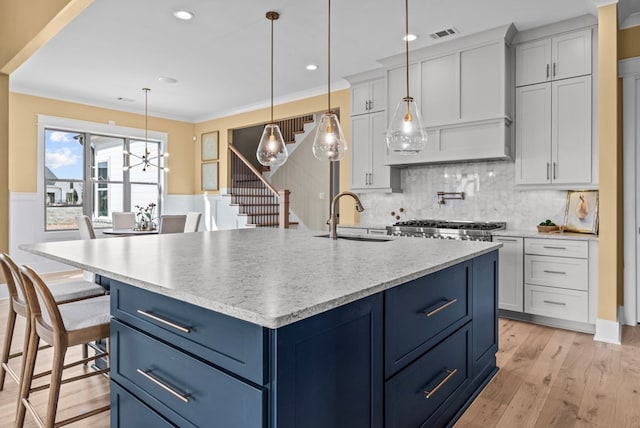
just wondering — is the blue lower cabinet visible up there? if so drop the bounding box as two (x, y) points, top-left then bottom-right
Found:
(472, 251), (499, 380)
(273, 293), (383, 428)
(110, 252), (498, 427)
(110, 381), (176, 428)
(385, 324), (471, 428)
(111, 319), (266, 428)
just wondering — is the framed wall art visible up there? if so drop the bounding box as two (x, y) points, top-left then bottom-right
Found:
(201, 162), (218, 191)
(563, 190), (598, 234)
(201, 131), (219, 161)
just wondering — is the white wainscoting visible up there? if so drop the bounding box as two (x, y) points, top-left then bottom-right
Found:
(9, 191), (243, 273)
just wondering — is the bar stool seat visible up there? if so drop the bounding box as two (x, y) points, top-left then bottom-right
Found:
(0, 253), (106, 390)
(16, 265), (111, 428)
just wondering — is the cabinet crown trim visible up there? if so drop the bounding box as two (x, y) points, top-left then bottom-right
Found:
(378, 23), (516, 68)
(513, 14), (596, 44)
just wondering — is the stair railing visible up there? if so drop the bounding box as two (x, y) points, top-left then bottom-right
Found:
(229, 145), (290, 228)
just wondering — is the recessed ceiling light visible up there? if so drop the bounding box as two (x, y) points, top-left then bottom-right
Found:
(403, 34), (418, 42)
(158, 76), (178, 84)
(306, 64), (318, 71)
(173, 10), (194, 20)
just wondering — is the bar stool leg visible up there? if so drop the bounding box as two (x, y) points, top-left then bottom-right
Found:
(0, 308), (16, 390)
(15, 329), (39, 428)
(44, 345), (67, 428)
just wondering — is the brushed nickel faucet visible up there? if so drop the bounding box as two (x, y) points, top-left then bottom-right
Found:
(328, 191), (365, 239)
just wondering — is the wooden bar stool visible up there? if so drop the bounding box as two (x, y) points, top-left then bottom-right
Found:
(0, 253), (106, 391)
(15, 265), (111, 428)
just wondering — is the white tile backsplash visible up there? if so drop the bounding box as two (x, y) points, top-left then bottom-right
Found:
(358, 160), (568, 230)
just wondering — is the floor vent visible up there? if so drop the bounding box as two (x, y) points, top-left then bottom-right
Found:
(429, 27), (459, 40)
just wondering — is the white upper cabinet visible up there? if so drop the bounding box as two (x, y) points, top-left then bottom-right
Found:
(515, 76), (591, 185)
(514, 20), (595, 188)
(351, 78), (385, 116)
(346, 72), (400, 193)
(516, 28), (591, 87)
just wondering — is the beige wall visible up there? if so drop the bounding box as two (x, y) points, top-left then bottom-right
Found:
(9, 93), (196, 194)
(619, 25), (640, 60)
(597, 3), (622, 321)
(194, 89), (358, 224)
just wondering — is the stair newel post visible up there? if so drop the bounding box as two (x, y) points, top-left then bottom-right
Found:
(279, 189), (290, 229)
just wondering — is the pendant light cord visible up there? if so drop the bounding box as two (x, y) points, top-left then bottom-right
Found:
(143, 88), (149, 154)
(270, 15), (274, 125)
(405, 0), (410, 100)
(327, 0), (331, 114)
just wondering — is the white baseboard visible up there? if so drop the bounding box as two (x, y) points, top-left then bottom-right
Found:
(593, 317), (622, 344)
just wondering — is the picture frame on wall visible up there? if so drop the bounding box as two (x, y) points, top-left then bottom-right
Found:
(201, 162), (218, 191)
(563, 190), (599, 234)
(201, 131), (219, 161)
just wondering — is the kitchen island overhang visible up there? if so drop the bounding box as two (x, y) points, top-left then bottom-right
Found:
(21, 228), (502, 427)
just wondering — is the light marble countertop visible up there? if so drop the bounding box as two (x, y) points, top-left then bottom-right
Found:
(336, 223), (389, 230)
(21, 228), (500, 329)
(492, 229), (599, 241)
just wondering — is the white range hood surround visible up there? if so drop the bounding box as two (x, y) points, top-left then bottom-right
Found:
(380, 24), (517, 166)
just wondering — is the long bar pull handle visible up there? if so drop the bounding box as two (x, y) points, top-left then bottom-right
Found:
(137, 310), (191, 333)
(424, 369), (458, 399)
(546, 64), (550, 79)
(543, 300), (566, 306)
(544, 270), (567, 275)
(543, 246), (566, 250)
(424, 298), (458, 317)
(137, 369), (190, 403)
(496, 238), (518, 242)
(553, 162), (557, 180)
(553, 62), (557, 77)
(546, 163), (550, 180)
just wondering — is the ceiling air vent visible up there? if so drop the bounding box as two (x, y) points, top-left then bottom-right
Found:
(429, 27), (459, 40)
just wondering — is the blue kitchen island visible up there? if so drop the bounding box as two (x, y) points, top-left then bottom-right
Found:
(23, 228), (501, 428)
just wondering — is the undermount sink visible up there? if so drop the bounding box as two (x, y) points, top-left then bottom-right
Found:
(315, 234), (392, 242)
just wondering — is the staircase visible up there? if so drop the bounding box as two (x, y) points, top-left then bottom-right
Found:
(229, 145), (290, 228)
(228, 114), (316, 229)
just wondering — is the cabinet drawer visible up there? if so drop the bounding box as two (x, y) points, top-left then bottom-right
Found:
(386, 262), (471, 376)
(524, 284), (588, 322)
(111, 381), (178, 428)
(385, 324), (471, 428)
(525, 238), (588, 258)
(111, 320), (266, 428)
(524, 255), (588, 291)
(110, 280), (266, 384)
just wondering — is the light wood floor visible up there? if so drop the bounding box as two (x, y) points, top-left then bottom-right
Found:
(1, 281), (639, 427)
(456, 318), (640, 428)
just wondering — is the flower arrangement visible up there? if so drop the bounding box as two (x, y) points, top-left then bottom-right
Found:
(134, 202), (156, 230)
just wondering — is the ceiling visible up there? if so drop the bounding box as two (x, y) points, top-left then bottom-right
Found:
(8, 0), (630, 123)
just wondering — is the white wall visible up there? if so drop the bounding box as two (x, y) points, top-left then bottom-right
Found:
(358, 160), (568, 230)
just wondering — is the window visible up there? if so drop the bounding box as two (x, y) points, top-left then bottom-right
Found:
(44, 128), (163, 231)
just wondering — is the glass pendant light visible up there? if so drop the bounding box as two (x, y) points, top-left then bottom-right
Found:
(312, 0), (347, 162)
(386, 0), (427, 154)
(257, 11), (288, 167)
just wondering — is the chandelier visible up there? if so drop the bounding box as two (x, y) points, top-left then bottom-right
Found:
(124, 88), (168, 172)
